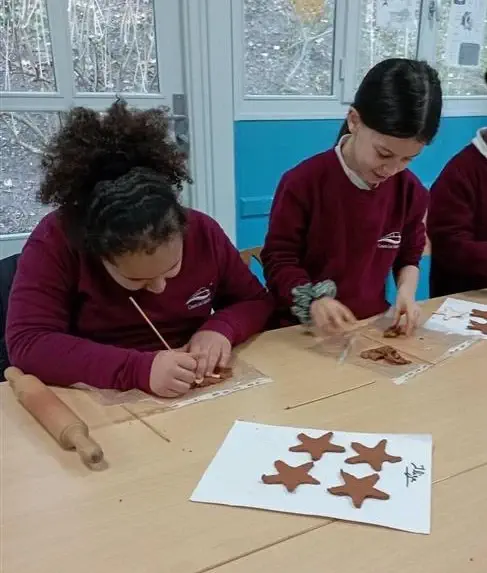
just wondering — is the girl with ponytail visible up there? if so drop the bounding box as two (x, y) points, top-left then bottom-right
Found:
(262, 58), (442, 335)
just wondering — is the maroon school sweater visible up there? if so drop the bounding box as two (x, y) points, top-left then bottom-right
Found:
(261, 150), (428, 322)
(428, 143), (487, 297)
(7, 209), (273, 392)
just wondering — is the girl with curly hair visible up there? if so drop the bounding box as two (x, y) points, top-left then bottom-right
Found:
(6, 100), (273, 397)
(428, 70), (487, 297)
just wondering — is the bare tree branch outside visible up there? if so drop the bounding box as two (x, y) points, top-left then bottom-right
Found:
(0, 0), (157, 234)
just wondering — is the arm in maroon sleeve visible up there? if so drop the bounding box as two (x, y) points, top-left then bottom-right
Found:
(197, 223), (274, 346)
(6, 233), (154, 392)
(428, 165), (487, 277)
(393, 179), (429, 278)
(261, 173), (312, 308)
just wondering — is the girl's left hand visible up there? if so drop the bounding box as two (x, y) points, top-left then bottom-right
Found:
(393, 287), (421, 336)
(186, 330), (232, 379)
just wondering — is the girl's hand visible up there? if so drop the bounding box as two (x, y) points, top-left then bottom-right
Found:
(310, 297), (357, 335)
(149, 350), (198, 397)
(187, 330), (232, 379)
(393, 287), (421, 336)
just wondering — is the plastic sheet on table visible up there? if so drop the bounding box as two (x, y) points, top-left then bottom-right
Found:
(342, 335), (432, 385)
(360, 314), (478, 365)
(73, 358), (272, 409)
(310, 334), (432, 385)
(310, 332), (355, 361)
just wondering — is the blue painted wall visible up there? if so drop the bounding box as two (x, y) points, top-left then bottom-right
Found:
(235, 116), (487, 300)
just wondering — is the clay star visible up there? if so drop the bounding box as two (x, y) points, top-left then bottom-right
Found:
(328, 470), (390, 509)
(345, 439), (402, 471)
(261, 460), (320, 493)
(467, 319), (487, 335)
(289, 432), (346, 461)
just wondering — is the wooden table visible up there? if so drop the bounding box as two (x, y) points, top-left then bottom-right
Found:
(2, 295), (487, 573)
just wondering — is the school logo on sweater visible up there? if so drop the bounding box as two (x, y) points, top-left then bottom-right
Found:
(186, 285), (213, 309)
(377, 232), (401, 249)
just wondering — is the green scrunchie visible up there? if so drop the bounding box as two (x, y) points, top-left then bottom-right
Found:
(291, 280), (337, 325)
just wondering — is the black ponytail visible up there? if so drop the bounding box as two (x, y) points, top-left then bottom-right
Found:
(337, 58), (442, 145)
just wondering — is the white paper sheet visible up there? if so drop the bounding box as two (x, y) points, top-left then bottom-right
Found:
(424, 297), (487, 338)
(445, 0), (487, 67)
(376, 0), (417, 31)
(191, 421), (433, 534)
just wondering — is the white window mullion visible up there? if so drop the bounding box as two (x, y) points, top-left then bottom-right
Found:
(339, 0), (362, 104)
(231, 0), (246, 119)
(417, 0), (438, 63)
(45, 0), (75, 105)
(0, 93), (67, 113)
(72, 94), (167, 111)
(153, 0), (183, 104)
(332, 0), (348, 103)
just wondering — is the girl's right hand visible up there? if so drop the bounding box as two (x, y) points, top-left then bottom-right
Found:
(149, 350), (198, 397)
(310, 297), (357, 335)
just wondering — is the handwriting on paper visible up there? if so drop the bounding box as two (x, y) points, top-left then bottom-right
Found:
(404, 462), (426, 487)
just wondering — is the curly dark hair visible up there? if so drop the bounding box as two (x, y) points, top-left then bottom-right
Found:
(39, 99), (192, 260)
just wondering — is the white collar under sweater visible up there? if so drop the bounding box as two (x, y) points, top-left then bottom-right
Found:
(472, 128), (487, 159)
(334, 135), (371, 190)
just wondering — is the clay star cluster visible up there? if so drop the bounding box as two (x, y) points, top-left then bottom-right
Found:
(261, 432), (403, 509)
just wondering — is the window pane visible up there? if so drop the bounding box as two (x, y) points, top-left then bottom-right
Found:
(357, 0), (421, 89)
(0, 112), (59, 234)
(436, 2), (487, 96)
(69, 0), (159, 93)
(0, 0), (56, 92)
(244, 0), (336, 96)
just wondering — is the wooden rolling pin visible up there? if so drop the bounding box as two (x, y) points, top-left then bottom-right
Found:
(5, 367), (104, 466)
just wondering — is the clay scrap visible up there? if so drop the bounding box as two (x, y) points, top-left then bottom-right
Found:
(327, 470), (390, 509)
(261, 460), (320, 493)
(360, 345), (411, 365)
(289, 431), (346, 461)
(345, 439), (402, 471)
(383, 325), (404, 338)
(190, 366), (233, 389)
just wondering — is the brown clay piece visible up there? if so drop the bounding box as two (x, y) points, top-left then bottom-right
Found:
(261, 460), (320, 493)
(190, 366), (233, 389)
(345, 439), (402, 471)
(360, 345), (411, 366)
(360, 348), (387, 362)
(289, 431), (346, 461)
(327, 470), (390, 509)
(383, 325), (404, 338)
(467, 319), (487, 335)
(382, 347), (412, 365)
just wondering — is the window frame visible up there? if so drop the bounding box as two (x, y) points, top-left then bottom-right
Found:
(233, 0), (487, 120)
(0, 0), (237, 245)
(0, 0), (181, 112)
